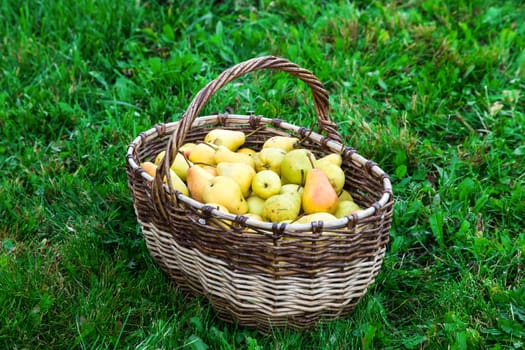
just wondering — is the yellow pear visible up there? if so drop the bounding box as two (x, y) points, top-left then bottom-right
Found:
(253, 147), (287, 174)
(315, 161), (345, 194)
(214, 145), (255, 168)
(179, 142), (197, 158)
(295, 212), (337, 224)
(251, 170), (282, 199)
(243, 213), (263, 222)
(338, 189), (354, 202)
(302, 168), (339, 214)
(262, 136), (299, 152)
(280, 149), (315, 185)
(237, 147), (257, 156)
(154, 150), (193, 181)
(202, 176), (248, 215)
(188, 142), (217, 166)
(261, 191), (301, 223)
(166, 168), (190, 196)
(186, 165), (215, 202)
(140, 161), (158, 178)
(204, 129), (246, 151)
(204, 202), (230, 213)
(203, 202), (232, 229)
(216, 162), (256, 197)
(334, 200), (362, 218)
(246, 195), (266, 216)
(139, 162), (189, 196)
(200, 165), (218, 176)
(154, 151), (166, 166)
(316, 153), (343, 167)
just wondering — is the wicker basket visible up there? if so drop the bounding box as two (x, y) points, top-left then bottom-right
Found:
(126, 56), (393, 333)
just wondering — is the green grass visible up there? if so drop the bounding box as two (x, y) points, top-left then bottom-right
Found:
(1, 0), (524, 348)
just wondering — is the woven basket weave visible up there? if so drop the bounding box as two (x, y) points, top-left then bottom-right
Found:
(126, 56), (393, 333)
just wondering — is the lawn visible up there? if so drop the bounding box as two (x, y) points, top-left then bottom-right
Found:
(1, 0), (524, 348)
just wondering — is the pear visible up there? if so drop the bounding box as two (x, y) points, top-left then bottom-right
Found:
(204, 202), (232, 229)
(188, 142), (217, 166)
(302, 168), (339, 214)
(316, 153), (343, 167)
(334, 200), (362, 218)
(280, 183), (304, 195)
(280, 149), (315, 185)
(262, 136), (299, 152)
(200, 165), (218, 176)
(246, 195), (266, 216)
(251, 170), (282, 199)
(315, 161), (345, 194)
(139, 162), (189, 196)
(180, 142), (197, 158)
(205, 202), (230, 213)
(237, 147), (257, 156)
(202, 176), (248, 214)
(295, 212), (338, 224)
(204, 129), (245, 151)
(261, 191), (301, 223)
(253, 147), (287, 174)
(243, 213), (263, 221)
(166, 169), (190, 196)
(154, 150), (193, 181)
(186, 165), (215, 202)
(338, 189), (354, 202)
(140, 161), (158, 178)
(154, 151), (166, 166)
(214, 145), (255, 168)
(216, 162), (256, 197)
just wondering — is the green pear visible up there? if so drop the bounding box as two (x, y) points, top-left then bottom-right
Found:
(186, 164), (215, 202)
(204, 129), (246, 151)
(261, 191), (301, 223)
(216, 162), (256, 197)
(246, 194), (266, 216)
(338, 189), (354, 202)
(302, 168), (339, 214)
(188, 142), (217, 166)
(334, 200), (362, 218)
(315, 161), (346, 194)
(253, 147), (287, 174)
(202, 176), (248, 215)
(280, 183), (304, 195)
(214, 145), (255, 168)
(295, 212), (337, 224)
(280, 149), (315, 185)
(251, 170), (282, 199)
(262, 136), (299, 152)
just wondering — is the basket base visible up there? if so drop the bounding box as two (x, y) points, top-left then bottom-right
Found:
(139, 221), (386, 333)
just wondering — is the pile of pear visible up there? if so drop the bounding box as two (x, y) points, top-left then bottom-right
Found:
(140, 129), (362, 226)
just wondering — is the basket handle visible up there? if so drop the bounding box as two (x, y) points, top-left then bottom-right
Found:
(158, 56), (341, 191)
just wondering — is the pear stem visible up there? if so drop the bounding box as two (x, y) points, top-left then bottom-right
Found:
(244, 125), (266, 139)
(200, 141), (218, 151)
(306, 152), (316, 169)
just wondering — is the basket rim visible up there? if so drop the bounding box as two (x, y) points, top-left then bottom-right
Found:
(126, 114), (393, 232)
